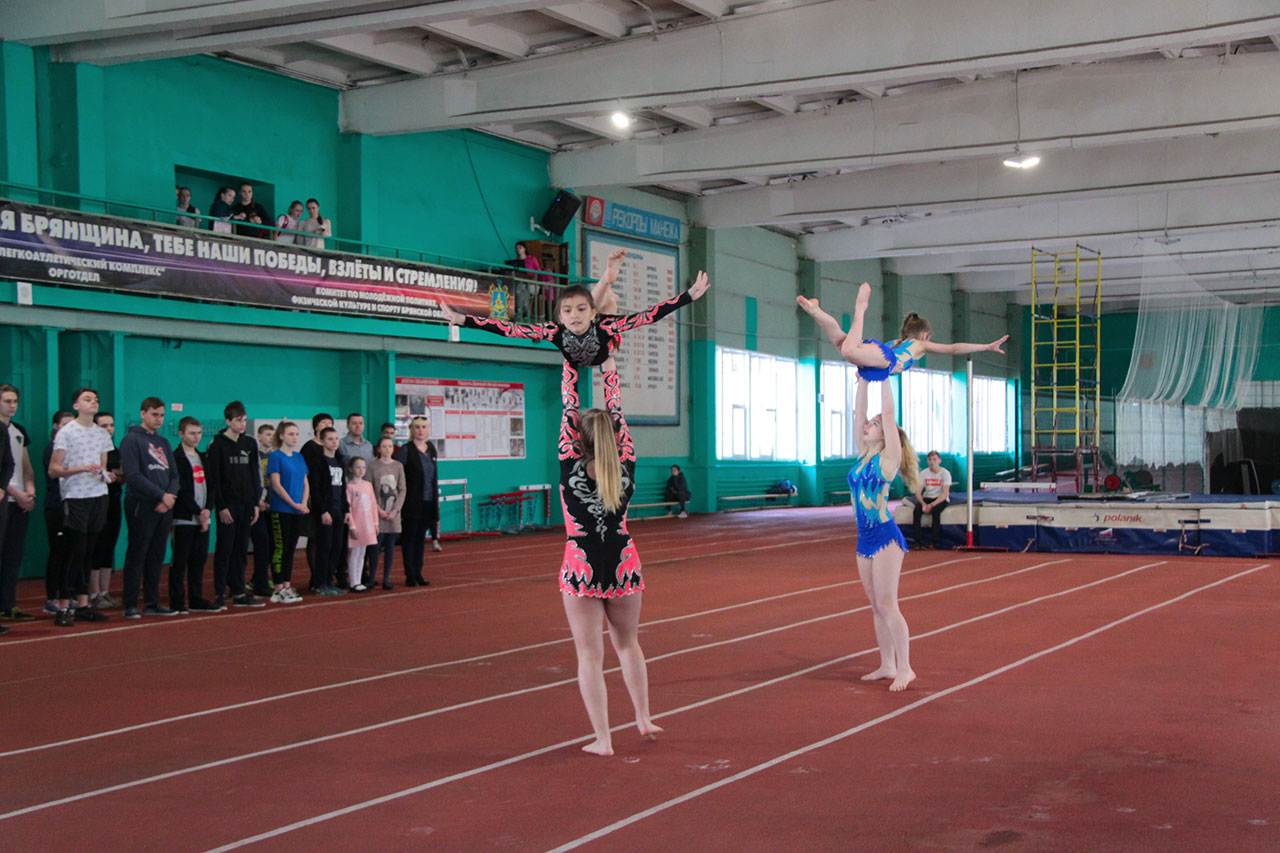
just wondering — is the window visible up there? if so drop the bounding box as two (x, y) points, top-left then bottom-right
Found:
(717, 347), (801, 460)
(900, 368), (954, 454)
(820, 361), (881, 460)
(972, 375), (1015, 453)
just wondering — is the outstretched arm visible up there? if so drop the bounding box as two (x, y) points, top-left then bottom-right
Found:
(853, 377), (869, 455)
(439, 299), (557, 342)
(599, 356), (634, 463)
(879, 381), (902, 479)
(591, 249), (626, 316)
(558, 362), (583, 461)
(922, 334), (1009, 356)
(606, 271), (709, 333)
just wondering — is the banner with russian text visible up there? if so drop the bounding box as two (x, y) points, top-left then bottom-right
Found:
(0, 199), (507, 322)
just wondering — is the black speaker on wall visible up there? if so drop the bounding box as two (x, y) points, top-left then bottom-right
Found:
(540, 189), (582, 236)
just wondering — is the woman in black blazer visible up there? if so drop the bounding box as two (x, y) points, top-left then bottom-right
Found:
(393, 416), (439, 586)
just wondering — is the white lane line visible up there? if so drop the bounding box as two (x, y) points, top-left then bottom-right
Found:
(0, 531), (854, 649)
(548, 562), (1272, 851)
(200, 558), (1178, 852)
(0, 557), (1067, 820)
(0, 556), (977, 757)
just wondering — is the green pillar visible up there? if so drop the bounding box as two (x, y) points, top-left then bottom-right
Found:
(336, 132), (377, 250)
(385, 351), (398, 426)
(0, 42), (40, 195)
(58, 331), (118, 414)
(73, 64), (107, 210)
(881, 268), (904, 348)
(796, 259), (822, 506)
(688, 227), (718, 513)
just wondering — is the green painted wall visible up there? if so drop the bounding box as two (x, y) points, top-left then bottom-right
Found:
(1, 43), (1044, 580)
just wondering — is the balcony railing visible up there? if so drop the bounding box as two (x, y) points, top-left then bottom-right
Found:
(1, 181), (583, 324)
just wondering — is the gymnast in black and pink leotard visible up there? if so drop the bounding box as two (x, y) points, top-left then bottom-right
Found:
(554, 356), (665, 755)
(557, 359), (640, 597)
(439, 271), (710, 368)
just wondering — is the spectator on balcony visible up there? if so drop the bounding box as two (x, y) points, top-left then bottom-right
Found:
(176, 186), (200, 229)
(515, 242), (554, 284)
(298, 198), (332, 249)
(209, 187), (236, 234)
(231, 182), (271, 239)
(514, 242), (553, 322)
(275, 200), (304, 245)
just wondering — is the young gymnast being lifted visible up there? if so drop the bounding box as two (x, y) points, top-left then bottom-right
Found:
(440, 250), (710, 366)
(798, 282), (1008, 380)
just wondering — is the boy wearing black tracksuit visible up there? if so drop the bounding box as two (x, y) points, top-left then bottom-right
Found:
(119, 398), (180, 618)
(206, 401), (264, 608)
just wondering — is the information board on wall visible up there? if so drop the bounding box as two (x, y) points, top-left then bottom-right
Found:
(584, 232), (681, 425)
(395, 377), (525, 460)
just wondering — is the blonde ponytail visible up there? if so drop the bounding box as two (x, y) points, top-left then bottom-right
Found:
(897, 427), (920, 494)
(580, 409), (623, 513)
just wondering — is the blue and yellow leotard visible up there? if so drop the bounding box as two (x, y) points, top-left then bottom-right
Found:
(849, 452), (909, 558)
(857, 339), (916, 382)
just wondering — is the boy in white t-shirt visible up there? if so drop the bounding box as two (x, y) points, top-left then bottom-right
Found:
(48, 388), (115, 626)
(912, 450), (952, 549)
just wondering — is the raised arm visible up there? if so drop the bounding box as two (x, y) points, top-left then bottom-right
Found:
(600, 356), (634, 463)
(879, 381), (902, 479)
(558, 362), (583, 461)
(605, 271), (709, 333)
(922, 334), (1008, 356)
(853, 377), (869, 455)
(439, 300), (557, 342)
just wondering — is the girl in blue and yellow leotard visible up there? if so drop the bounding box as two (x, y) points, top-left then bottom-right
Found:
(797, 282), (1009, 380)
(848, 376), (920, 693)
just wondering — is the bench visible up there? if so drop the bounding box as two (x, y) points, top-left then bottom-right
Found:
(826, 489), (852, 505)
(979, 481), (1057, 494)
(717, 492), (797, 512)
(628, 474), (685, 518)
(629, 500), (682, 520)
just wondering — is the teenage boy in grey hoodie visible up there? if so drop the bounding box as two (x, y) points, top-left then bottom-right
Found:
(120, 397), (179, 618)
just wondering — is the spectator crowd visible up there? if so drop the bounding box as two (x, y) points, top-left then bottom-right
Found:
(176, 182), (332, 247)
(0, 386), (445, 636)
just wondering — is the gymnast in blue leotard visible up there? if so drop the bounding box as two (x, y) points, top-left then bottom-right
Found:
(848, 375), (920, 693)
(797, 282), (1009, 380)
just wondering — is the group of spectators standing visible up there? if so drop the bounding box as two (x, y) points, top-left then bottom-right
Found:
(175, 183), (332, 247)
(0, 386), (443, 635)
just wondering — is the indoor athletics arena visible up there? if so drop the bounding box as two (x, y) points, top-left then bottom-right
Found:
(1, 2), (1277, 850)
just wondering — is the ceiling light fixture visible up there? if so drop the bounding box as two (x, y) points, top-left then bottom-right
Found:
(610, 111), (632, 129)
(1003, 153), (1041, 169)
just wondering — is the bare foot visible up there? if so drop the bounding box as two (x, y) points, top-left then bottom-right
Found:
(855, 281), (871, 312)
(582, 739), (614, 756)
(795, 295), (821, 315)
(860, 668), (896, 682)
(637, 721), (665, 740)
(889, 669), (916, 692)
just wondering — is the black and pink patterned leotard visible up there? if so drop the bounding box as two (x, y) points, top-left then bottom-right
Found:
(558, 361), (641, 598)
(458, 290), (693, 367)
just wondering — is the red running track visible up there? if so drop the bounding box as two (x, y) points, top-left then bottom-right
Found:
(1, 507), (1275, 851)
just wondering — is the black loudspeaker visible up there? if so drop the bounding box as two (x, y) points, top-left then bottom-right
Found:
(540, 189), (582, 236)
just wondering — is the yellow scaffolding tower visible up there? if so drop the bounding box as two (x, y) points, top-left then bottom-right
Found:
(1030, 245), (1102, 494)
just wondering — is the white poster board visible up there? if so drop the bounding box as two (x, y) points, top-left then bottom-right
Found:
(395, 376), (525, 460)
(584, 232), (681, 424)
